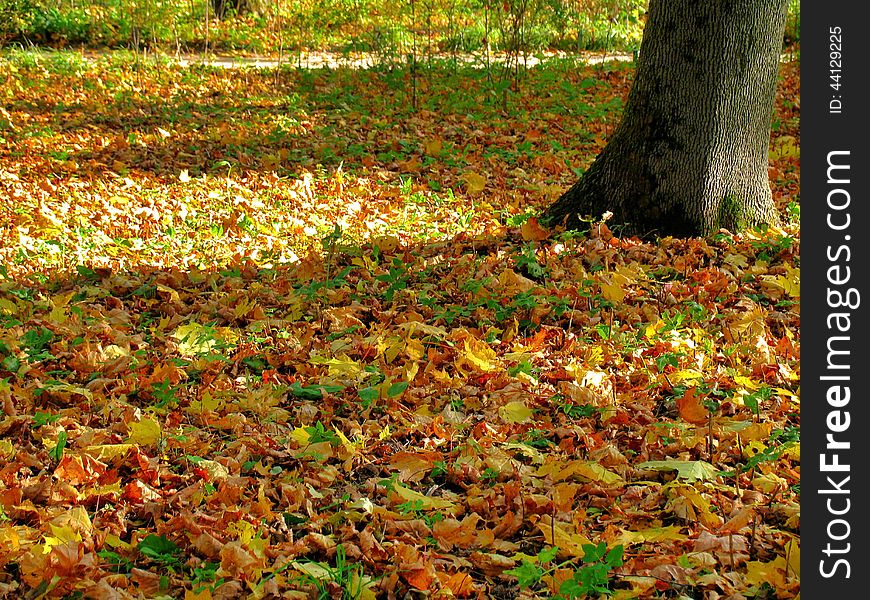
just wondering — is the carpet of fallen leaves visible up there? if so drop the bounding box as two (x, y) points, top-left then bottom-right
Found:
(0, 50), (800, 599)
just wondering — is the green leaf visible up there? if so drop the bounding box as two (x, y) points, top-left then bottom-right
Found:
(605, 545), (624, 568)
(289, 382), (344, 400)
(33, 411), (61, 428)
(289, 382), (323, 400)
(504, 560), (544, 588)
(138, 534), (180, 563)
(581, 542), (606, 563)
(387, 381), (409, 397)
(49, 430), (67, 462)
(537, 546), (559, 564)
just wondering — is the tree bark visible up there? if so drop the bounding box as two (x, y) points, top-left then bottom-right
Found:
(211, 0), (249, 20)
(542, 0), (789, 238)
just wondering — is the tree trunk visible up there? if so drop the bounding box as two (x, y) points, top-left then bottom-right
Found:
(542, 0), (789, 238)
(211, 0), (249, 20)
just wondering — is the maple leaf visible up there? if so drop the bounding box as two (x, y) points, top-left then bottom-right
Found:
(498, 401), (533, 424)
(520, 217), (550, 241)
(392, 482), (457, 511)
(636, 460), (719, 482)
(462, 171), (486, 195)
(127, 415), (162, 447)
(460, 337), (499, 372)
(535, 515), (593, 558)
(675, 387), (709, 425)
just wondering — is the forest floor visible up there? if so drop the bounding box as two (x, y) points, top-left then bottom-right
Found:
(0, 49), (800, 599)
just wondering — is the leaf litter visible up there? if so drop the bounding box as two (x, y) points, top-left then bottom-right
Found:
(0, 51), (799, 598)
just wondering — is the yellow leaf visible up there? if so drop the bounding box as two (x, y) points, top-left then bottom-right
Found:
(155, 283), (180, 303)
(565, 461), (624, 486)
(769, 135), (799, 160)
(424, 139), (443, 156)
(104, 534), (132, 550)
(172, 322), (238, 356)
(670, 369), (704, 383)
(644, 320), (664, 339)
(614, 526), (688, 546)
(784, 539), (800, 577)
(0, 439), (14, 460)
(752, 472), (788, 494)
(84, 444), (136, 461)
(0, 298), (17, 315)
(462, 171), (486, 195)
(733, 375), (760, 390)
(599, 277), (625, 303)
(723, 253), (749, 269)
(666, 483), (721, 528)
(42, 507), (91, 553)
(742, 440), (767, 460)
(100, 344), (129, 361)
(746, 557), (789, 590)
(393, 483), (456, 511)
(462, 338), (498, 372)
(390, 451), (441, 482)
(186, 392), (223, 415)
(128, 415), (162, 447)
(377, 336), (404, 363)
(0, 526), (20, 552)
(43, 524), (81, 553)
(48, 303), (67, 324)
(502, 442), (545, 464)
(405, 338), (425, 361)
(290, 426), (311, 445)
(611, 577), (657, 600)
(310, 354), (362, 378)
(778, 265), (800, 297)
(334, 427), (363, 458)
(498, 401), (533, 424)
(535, 515), (592, 557)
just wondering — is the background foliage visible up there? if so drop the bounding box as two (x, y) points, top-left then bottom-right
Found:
(1, 0), (800, 56)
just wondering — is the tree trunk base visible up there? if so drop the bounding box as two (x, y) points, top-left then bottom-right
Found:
(542, 0), (788, 239)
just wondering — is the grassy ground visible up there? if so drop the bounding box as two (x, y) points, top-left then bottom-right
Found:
(0, 49), (800, 599)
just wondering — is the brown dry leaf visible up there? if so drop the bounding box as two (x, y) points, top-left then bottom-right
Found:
(720, 505), (756, 533)
(468, 552), (516, 576)
(394, 543), (437, 590)
(389, 451), (442, 483)
(666, 484), (722, 528)
(432, 514), (487, 550)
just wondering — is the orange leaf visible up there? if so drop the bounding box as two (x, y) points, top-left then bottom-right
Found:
(438, 571), (476, 597)
(676, 387), (709, 425)
(720, 506), (756, 533)
(520, 217), (550, 241)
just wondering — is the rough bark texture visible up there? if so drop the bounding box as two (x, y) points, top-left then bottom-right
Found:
(543, 0), (789, 238)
